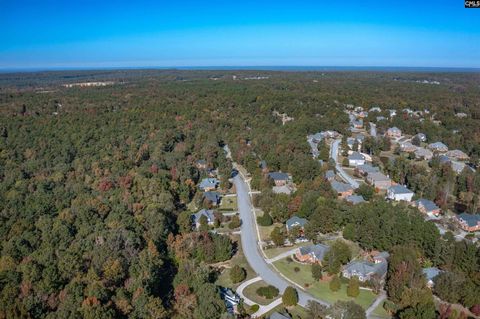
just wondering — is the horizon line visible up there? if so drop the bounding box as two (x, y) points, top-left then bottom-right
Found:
(1, 65), (480, 74)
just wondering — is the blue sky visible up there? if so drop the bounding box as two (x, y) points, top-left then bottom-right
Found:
(1, 0), (479, 69)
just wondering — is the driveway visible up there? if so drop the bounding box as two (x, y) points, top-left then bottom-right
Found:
(330, 139), (360, 189)
(233, 174), (329, 308)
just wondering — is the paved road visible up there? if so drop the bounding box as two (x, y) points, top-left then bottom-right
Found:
(365, 290), (386, 317)
(330, 139), (360, 189)
(234, 174), (329, 308)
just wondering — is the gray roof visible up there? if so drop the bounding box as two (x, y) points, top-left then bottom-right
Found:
(199, 178), (219, 190)
(330, 180), (353, 193)
(269, 312), (291, 319)
(344, 253), (389, 278)
(416, 199), (439, 212)
(192, 209), (215, 224)
(348, 152), (365, 161)
(357, 164), (379, 174)
(388, 126), (401, 133)
(268, 172), (289, 181)
(437, 154), (450, 164)
(457, 213), (480, 227)
(423, 267), (441, 281)
(428, 142), (448, 151)
(346, 195), (365, 205)
(325, 170), (335, 179)
(286, 216), (308, 229)
(368, 172), (390, 182)
(260, 160), (267, 169)
(203, 191), (221, 203)
(298, 243), (330, 261)
(388, 185), (414, 195)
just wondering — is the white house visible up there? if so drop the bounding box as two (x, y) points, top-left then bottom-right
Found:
(348, 152), (366, 167)
(387, 185), (414, 202)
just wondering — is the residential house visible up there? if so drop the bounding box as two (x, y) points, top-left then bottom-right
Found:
(342, 252), (389, 282)
(356, 134), (366, 144)
(269, 313), (291, 319)
(387, 185), (414, 202)
(348, 152), (366, 167)
(356, 164), (380, 176)
(415, 133), (427, 142)
(369, 107), (382, 112)
(428, 142), (448, 153)
(272, 184), (296, 195)
(347, 137), (356, 150)
(423, 267), (442, 288)
(192, 209), (215, 228)
(414, 199), (441, 217)
(455, 112), (468, 118)
(366, 172), (392, 190)
(386, 127), (402, 138)
(352, 119), (364, 129)
(400, 141), (417, 153)
(388, 109), (397, 118)
(219, 287), (240, 314)
(196, 159), (207, 170)
(325, 170), (335, 181)
(415, 147), (433, 161)
(451, 160), (469, 174)
(199, 178), (219, 191)
(268, 172), (290, 186)
(259, 160), (269, 173)
(376, 116), (387, 122)
(295, 243), (330, 264)
(286, 216), (308, 233)
(455, 213), (480, 232)
(203, 191), (221, 206)
(446, 149), (469, 161)
(346, 195), (366, 205)
(330, 180), (354, 198)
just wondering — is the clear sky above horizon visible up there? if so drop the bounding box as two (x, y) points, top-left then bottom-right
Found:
(1, 0), (479, 69)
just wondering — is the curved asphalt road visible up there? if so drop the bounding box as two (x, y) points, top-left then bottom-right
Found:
(330, 139), (360, 189)
(233, 174), (329, 308)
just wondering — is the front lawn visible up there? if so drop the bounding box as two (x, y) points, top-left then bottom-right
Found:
(272, 259), (377, 309)
(264, 241), (312, 259)
(242, 280), (279, 305)
(371, 302), (391, 318)
(220, 196), (237, 211)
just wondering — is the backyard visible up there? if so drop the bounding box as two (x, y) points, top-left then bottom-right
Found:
(273, 259), (377, 309)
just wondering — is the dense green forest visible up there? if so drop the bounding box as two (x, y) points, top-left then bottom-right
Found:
(0, 70), (479, 318)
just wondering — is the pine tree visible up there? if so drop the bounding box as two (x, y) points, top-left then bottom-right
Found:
(330, 275), (341, 292)
(347, 276), (360, 297)
(282, 286), (298, 307)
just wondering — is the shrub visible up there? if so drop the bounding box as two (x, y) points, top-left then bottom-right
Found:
(330, 275), (341, 292)
(286, 256), (293, 263)
(347, 276), (360, 297)
(249, 304), (259, 313)
(282, 286), (298, 307)
(256, 285), (279, 299)
(228, 215), (241, 229)
(294, 267), (300, 273)
(311, 263), (323, 281)
(229, 265), (246, 284)
(257, 213), (273, 226)
(342, 158), (349, 167)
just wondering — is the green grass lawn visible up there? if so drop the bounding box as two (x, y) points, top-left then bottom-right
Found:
(242, 280), (279, 305)
(263, 241), (312, 259)
(258, 220), (283, 243)
(215, 235), (256, 289)
(220, 196), (237, 211)
(264, 304), (308, 319)
(273, 259), (377, 309)
(371, 302), (391, 318)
